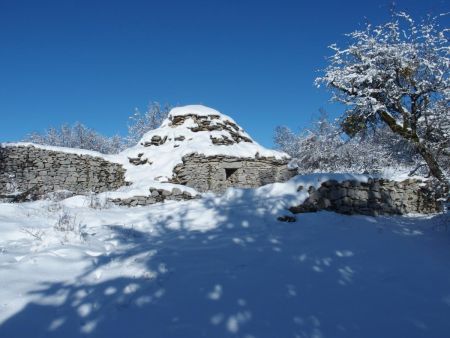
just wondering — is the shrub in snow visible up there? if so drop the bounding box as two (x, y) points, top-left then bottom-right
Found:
(54, 208), (88, 242)
(54, 209), (77, 233)
(87, 192), (111, 210)
(316, 11), (449, 185)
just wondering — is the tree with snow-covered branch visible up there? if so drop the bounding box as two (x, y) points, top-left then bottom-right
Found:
(274, 111), (418, 175)
(316, 12), (449, 185)
(126, 102), (171, 146)
(25, 123), (125, 154)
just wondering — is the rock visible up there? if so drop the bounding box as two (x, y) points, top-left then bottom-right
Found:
(161, 189), (172, 196)
(277, 215), (296, 222)
(182, 191), (192, 198)
(172, 188), (182, 195)
(148, 135), (168, 146)
(128, 157), (148, 165)
(318, 198), (331, 209)
(330, 188), (347, 200)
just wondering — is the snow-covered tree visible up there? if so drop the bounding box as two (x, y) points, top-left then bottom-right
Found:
(24, 123), (125, 154)
(274, 112), (420, 175)
(126, 102), (171, 145)
(316, 12), (449, 184)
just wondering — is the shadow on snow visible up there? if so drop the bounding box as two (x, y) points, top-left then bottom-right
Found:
(1, 195), (450, 338)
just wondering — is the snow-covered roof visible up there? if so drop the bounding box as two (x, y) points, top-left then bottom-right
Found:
(116, 105), (289, 191)
(168, 105), (235, 121)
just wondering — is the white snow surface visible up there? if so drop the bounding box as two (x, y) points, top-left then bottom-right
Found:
(168, 104), (237, 121)
(0, 175), (449, 338)
(0, 142), (118, 162)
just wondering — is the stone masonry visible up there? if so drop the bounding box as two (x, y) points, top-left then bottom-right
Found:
(109, 187), (197, 207)
(169, 114), (253, 143)
(171, 153), (296, 193)
(0, 145), (126, 196)
(289, 178), (443, 216)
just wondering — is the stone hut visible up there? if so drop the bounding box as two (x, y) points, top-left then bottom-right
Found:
(121, 105), (296, 193)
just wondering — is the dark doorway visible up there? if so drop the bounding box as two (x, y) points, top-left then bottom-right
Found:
(225, 168), (238, 180)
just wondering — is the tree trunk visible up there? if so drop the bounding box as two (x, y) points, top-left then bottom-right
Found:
(415, 142), (446, 181)
(379, 111), (448, 192)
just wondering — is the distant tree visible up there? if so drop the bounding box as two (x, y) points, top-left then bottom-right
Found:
(315, 12), (449, 185)
(23, 101), (172, 152)
(126, 102), (171, 145)
(24, 122), (125, 154)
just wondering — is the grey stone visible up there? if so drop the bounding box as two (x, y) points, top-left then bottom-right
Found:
(172, 188), (182, 195)
(289, 178), (443, 216)
(170, 153), (296, 193)
(161, 190), (172, 196)
(0, 145), (126, 196)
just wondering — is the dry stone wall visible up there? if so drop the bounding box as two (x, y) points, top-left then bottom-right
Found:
(171, 154), (296, 193)
(109, 187), (197, 207)
(0, 145), (126, 196)
(289, 178), (443, 216)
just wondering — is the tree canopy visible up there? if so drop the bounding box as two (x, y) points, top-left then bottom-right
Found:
(316, 12), (449, 183)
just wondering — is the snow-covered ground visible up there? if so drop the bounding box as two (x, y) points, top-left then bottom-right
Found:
(0, 176), (449, 338)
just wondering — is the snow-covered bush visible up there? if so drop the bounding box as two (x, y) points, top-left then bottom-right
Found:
(54, 208), (78, 233)
(54, 208), (88, 242)
(24, 122), (125, 154)
(126, 102), (171, 146)
(87, 192), (111, 210)
(315, 11), (449, 183)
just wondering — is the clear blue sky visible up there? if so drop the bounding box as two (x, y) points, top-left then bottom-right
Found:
(0, 0), (447, 147)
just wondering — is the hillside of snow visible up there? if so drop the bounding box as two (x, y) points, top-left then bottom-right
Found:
(0, 175), (449, 338)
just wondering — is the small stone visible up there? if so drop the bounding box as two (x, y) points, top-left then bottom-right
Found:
(172, 188), (182, 195)
(161, 189), (172, 196)
(277, 215), (296, 222)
